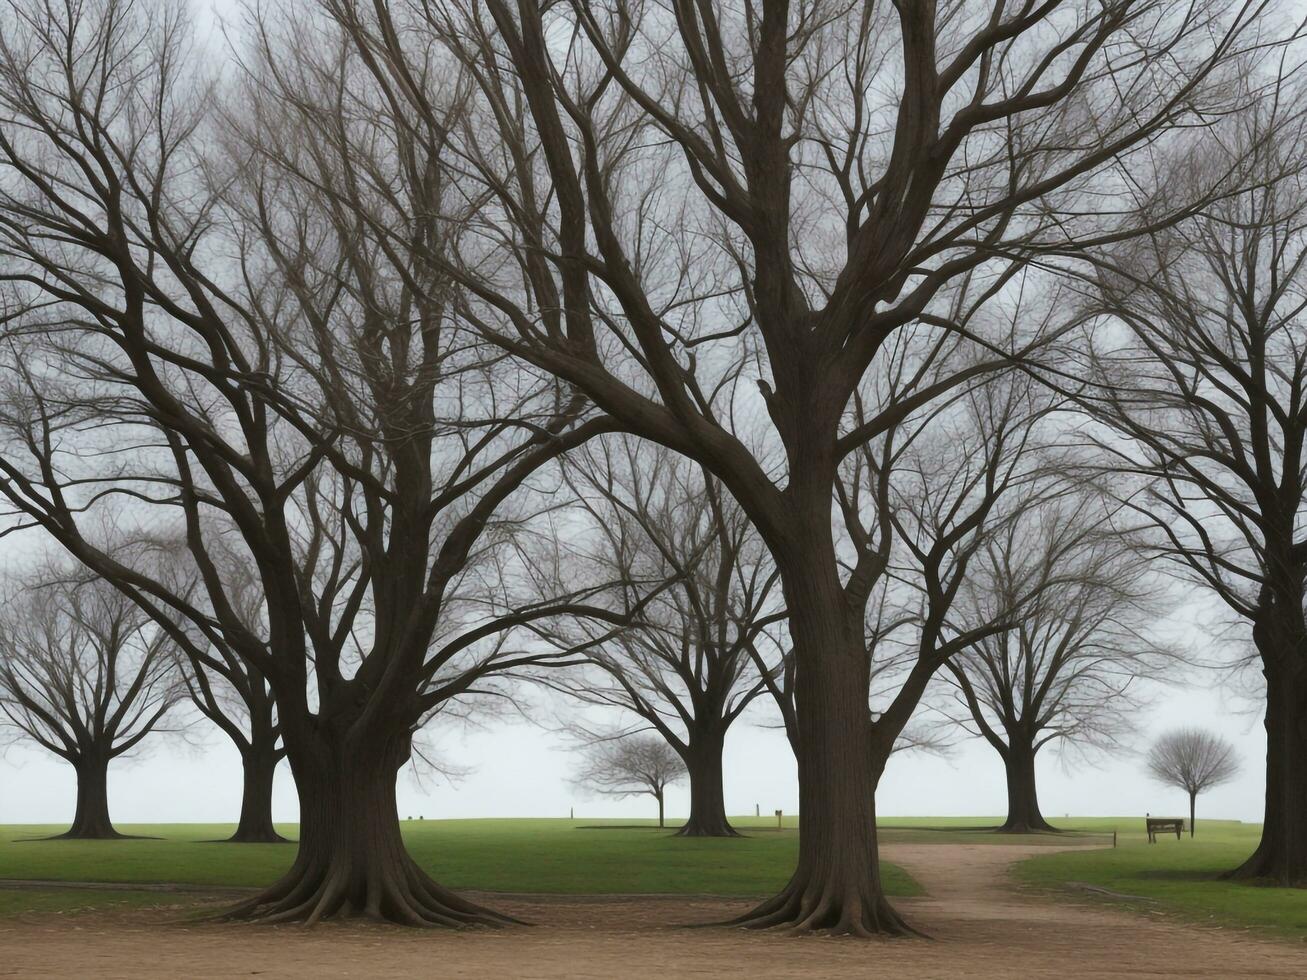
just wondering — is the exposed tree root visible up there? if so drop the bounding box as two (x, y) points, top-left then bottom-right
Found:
(995, 822), (1059, 835)
(210, 829), (292, 845)
(674, 823), (743, 839)
(1222, 845), (1307, 887)
(217, 859), (524, 928)
(27, 829), (154, 842)
(720, 876), (922, 938)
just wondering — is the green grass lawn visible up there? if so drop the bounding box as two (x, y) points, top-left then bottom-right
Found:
(1011, 817), (1307, 940)
(0, 818), (919, 911)
(876, 815), (1116, 846)
(9, 815), (1302, 937)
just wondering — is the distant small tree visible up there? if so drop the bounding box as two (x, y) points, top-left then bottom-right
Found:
(1147, 729), (1239, 837)
(945, 487), (1175, 834)
(574, 736), (687, 829)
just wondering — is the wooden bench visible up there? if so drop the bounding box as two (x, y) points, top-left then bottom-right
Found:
(1145, 814), (1185, 842)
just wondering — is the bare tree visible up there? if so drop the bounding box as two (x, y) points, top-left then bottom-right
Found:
(330, 0), (1280, 935)
(1067, 91), (1307, 883)
(944, 488), (1175, 833)
(0, 564), (185, 839)
(179, 570), (287, 845)
(548, 438), (781, 837)
(0, 1), (643, 925)
(183, 655), (285, 844)
(134, 535), (289, 844)
(573, 734), (687, 829)
(1147, 728), (1239, 837)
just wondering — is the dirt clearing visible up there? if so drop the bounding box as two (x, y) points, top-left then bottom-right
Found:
(0, 842), (1300, 978)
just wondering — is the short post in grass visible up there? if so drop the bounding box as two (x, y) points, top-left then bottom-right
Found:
(775, 809), (783, 830)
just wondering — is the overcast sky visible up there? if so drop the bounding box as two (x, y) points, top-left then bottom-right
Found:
(0, 0), (1277, 830)
(0, 680), (1265, 827)
(0, 629), (1266, 827)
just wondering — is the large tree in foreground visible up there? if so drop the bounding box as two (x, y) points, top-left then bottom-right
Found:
(1147, 728), (1239, 838)
(945, 489), (1174, 832)
(0, 566), (184, 839)
(550, 438), (780, 837)
(0, 0), (639, 924)
(1072, 97), (1307, 883)
(358, 0), (1274, 934)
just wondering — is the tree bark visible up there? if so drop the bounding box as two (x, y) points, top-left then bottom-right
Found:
(997, 740), (1056, 834)
(657, 790), (665, 829)
(731, 561), (913, 935)
(227, 744), (288, 844)
(1228, 654), (1307, 884)
(1189, 790), (1197, 839)
(223, 727), (515, 926)
(676, 725), (739, 838)
(57, 752), (121, 840)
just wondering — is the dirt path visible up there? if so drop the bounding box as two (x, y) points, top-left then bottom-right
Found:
(0, 842), (1301, 978)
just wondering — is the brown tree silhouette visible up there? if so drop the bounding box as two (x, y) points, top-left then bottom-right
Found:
(0, 565), (185, 839)
(945, 488), (1176, 833)
(548, 438), (781, 838)
(0, 0), (647, 924)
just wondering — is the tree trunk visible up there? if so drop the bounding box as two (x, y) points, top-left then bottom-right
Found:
(731, 563), (912, 935)
(223, 728), (514, 926)
(676, 725), (739, 838)
(1228, 655), (1307, 884)
(657, 790), (665, 829)
(57, 752), (121, 840)
(227, 744), (288, 844)
(1189, 790), (1196, 839)
(997, 740), (1056, 834)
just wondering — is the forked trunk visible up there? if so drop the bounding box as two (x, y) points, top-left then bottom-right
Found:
(997, 740), (1056, 834)
(57, 752), (121, 840)
(227, 744), (288, 844)
(731, 566), (912, 936)
(1228, 655), (1307, 884)
(677, 726), (739, 838)
(223, 728), (515, 926)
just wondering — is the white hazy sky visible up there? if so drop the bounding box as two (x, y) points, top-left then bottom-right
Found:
(0, 1), (1279, 830)
(0, 660), (1266, 827)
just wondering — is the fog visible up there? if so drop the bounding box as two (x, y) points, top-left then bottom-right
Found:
(0, 673), (1263, 828)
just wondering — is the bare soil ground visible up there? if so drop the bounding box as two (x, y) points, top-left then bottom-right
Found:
(0, 842), (1301, 979)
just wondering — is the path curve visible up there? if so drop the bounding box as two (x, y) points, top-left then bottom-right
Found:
(880, 841), (1302, 977)
(0, 842), (1302, 978)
